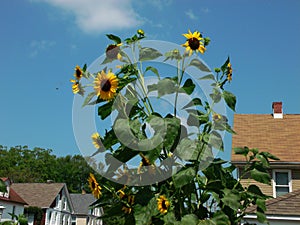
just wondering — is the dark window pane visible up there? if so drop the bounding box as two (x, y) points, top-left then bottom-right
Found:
(276, 187), (289, 197)
(275, 172), (289, 185)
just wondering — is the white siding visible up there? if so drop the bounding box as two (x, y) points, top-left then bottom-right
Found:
(0, 201), (24, 222)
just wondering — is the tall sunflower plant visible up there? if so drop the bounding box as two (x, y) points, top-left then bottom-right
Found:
(71, 29), (278, 225)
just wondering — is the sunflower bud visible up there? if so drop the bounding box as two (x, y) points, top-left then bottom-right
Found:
(204, 37), (211, 47)
(137, 29), (145, 36)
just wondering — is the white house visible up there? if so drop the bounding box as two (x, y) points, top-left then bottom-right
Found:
(12, 181), (74, 225)
(0, 177), (27, 223)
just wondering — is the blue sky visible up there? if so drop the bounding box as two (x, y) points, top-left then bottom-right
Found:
(0, 0), (299, 158)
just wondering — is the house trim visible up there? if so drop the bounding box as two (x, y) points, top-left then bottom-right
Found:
(244, 214), (300, 221)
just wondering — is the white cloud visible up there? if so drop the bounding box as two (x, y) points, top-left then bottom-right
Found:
(146, 0), (173, 10)
(185, 9), (198, 20)
(30, 40), (56, 57)
(32, 0), (142, 34)
(201, 7), (210, 14)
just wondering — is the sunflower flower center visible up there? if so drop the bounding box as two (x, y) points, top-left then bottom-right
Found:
(162, 200), (167, 209)
(91, 181), (96, 189)
(106, 44), (119, 59)
(101, 79), (112, 92)
(75, 68), (82, 79)
(188, 38), (200, 50)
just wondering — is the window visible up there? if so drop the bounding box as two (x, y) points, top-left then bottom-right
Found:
(273, 170), (292, 197)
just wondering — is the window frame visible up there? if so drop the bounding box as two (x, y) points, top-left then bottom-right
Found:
(272, 169), (292, 198)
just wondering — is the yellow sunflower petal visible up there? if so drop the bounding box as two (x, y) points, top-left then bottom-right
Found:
(91, 132), (102, 149)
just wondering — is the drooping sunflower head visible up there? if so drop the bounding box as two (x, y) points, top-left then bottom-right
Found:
(106, 43), (122, 60)
(182, 30), (206, 56)
(70, 79), (84, 96)
(74, 65), (83, 80)
(122, 195), (135, 214)
(91, 132), (102, 149)
(94, 70), (118, 101)
(88, 173), (102, 199)
(227, 62), (233, 82)
(157, 195), (170, 214)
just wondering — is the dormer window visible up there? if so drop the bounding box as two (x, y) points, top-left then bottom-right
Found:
(273, 170), (292, 197)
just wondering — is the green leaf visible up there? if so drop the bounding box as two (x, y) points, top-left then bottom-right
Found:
(113, 118), (138, 148)
(163, 116), (181, 151)
(261, 151), (280, 160)
(148, 78), (178, 97)
(221, 189), (240, 211)
(145, 66), (160, 79)
(256, 198), (266, 212)
(234, 147), (249, 156)
(189, 58), (211, 72)
(211, 211), (231, 225)
(186, 109), (208, 127)
(134, 197), (157, 225)
(139, 47), (162, 61)
(247, 184), (265, 196)
(209, 131), (224, 151)
(199, 74), (215, 80)
(256, 210), (268, 223)
(98, 101), (113, 120)
(106, 34), (122, 44)
(173, 167), (195, 188)
(222, 90), (236, 111)
(163, 213), (178, 225)
(82, 92), (96, 107)
(209, 88), (221, 103)
(221, 57), (230, 73)
(250, 168), (271, 185)
(180, 214), (199, 225)
(182, 98), (202, 109)
(181, 78), (195, 95)
(175, 138), (198, 161)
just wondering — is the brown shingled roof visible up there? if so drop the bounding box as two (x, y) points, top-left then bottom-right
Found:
(11, 183), (66, 208)
(231, 114), (300, 162)
(246, 189), (300, 216)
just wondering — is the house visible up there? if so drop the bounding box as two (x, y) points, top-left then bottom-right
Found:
(70, 192), (103, 225)
(11, 181), (74, 225)
(243, 189), (300, 225)
(0, 177), (27, 222)
(231, 102), (300, 224)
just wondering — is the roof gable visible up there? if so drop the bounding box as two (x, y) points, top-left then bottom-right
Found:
(231, 114), (300, 162)
(70, 194), (96, 215)
(11, 183), (66, 208)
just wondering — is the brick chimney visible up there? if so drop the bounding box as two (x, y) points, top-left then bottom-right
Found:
(272, 102), (283, 119)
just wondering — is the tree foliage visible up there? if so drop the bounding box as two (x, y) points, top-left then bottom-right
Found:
(0, 145), (100, 193)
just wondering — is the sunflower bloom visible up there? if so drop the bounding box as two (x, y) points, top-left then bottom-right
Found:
(137, 154), (155, 175)
(182, 30), (206, 56)
(74, 65), (83, 80)
(106, 43), (122, 60)
(91, 132), (102, 149)
(122, 195), (135, 214)
(213, 113), (222, 121)
(227, 62), (233, 82)
(88, 173), (102, 199)
(94, 70), (118, 101)
(157, 195), (170, 214)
